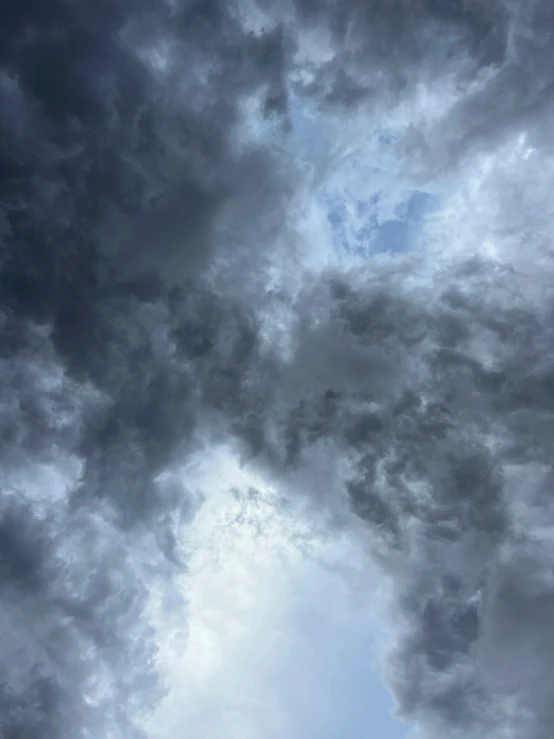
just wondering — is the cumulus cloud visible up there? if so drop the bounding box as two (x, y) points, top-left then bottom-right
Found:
(0, 0), (293, 734)
(230, 239), (554, 738)
(2, 0), (554, 737)
(290, 0), (508, 103)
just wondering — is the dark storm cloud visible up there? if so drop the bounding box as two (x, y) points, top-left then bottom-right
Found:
(2, 0), (554, 737)
(0, 488), (163, 739)
(286, 0), (554, 179)
(427, 1), (554, 164)
(0, 0), (292, 512)
(0, 0), (293, 735)
(231, 255), (554, 738)
(0, 0), (291, 300)
(290, 0), (510, 108)
(391, 0), (554, 175)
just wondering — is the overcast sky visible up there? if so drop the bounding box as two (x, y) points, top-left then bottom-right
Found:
(2, 1), (554, 738)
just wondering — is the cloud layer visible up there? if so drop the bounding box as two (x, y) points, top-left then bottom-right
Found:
(1, 0), (554, 737)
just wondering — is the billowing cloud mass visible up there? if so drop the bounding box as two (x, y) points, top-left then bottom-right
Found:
(1, 0), (554, 737)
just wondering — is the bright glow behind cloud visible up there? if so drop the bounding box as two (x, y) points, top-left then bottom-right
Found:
(147, 446), (404, 739)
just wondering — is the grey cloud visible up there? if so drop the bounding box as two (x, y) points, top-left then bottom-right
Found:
(0, 0), (293, 735)
(225, 255), (554, 738)
(0, 310), (177, 737)
(0, 0), (294, 523)
(2, 0), (554, 736)
(397, 1), (554, 174)
(0, 489), (163, 739)
(289, 0), (509, 109)
(285, 0), (554, 179)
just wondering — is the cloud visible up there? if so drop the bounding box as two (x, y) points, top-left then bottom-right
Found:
(289, 0), (509, 112)
(0, 0), (295, 735)
(2, 0), (554, 737)
(0, 481), (166, 738)
(284, 1), (554, 181)
(233, 152), (554, 736)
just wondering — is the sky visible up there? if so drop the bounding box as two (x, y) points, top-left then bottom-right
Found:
(1, 1), (554, 738)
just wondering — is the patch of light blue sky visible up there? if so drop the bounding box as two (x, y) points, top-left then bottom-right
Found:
(288, 93), (439, 262)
